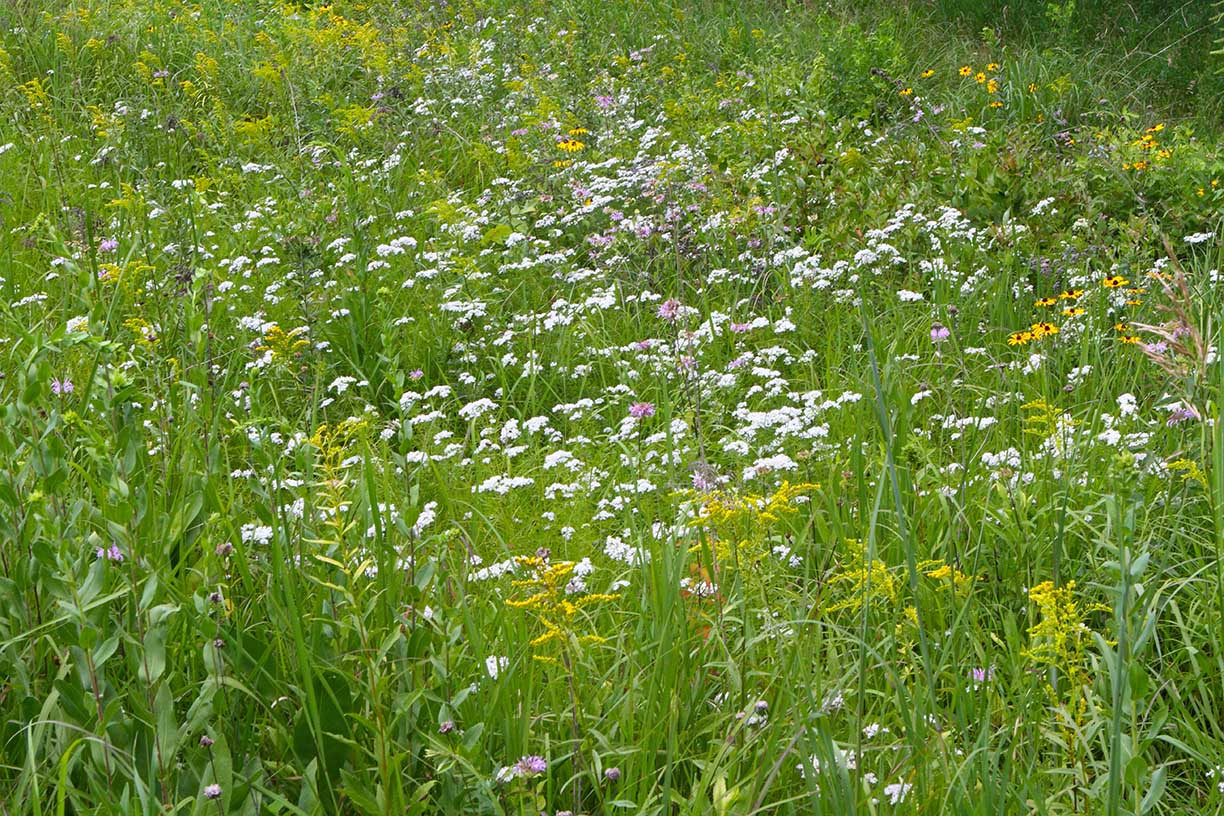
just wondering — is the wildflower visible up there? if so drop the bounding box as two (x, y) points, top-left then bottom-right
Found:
(986, 79), (999, 94)
(203, 784), (222, 800)
(605, 767), (621, 783)
(930, 323), (951, 343)
(409, 368), (424, 379)
(629, 401), (655, 419)
(884, 781), (913, 804)
(657, 298), (682, 321)
(970, 666), (994, 689)
(1062, 305), (1086, 316)
(568, 127), (589, 136)
(921, 69), (935, 78)
(51, 377), (74, 395)
(990, 100), (1003, 108)
(975, 72), (986, 83)
(1103, 275), (1129, 288)
(1118, 335), (1141, 344)
(899, 87), (912, 97)
(1007, 330), (1033, 346)
(556, 138), (584, 152)
(96, 544), (124, 562)
(99, 238), (118, 253)
(987, 62), (1000, 71)
(439, 720), (456, 734)
(1113, 323), (1130, 332)
(1028, 82), (1038, 92)
(595, 94), (614, 109)
(1030, 322), (1058, 338)
(200, 735), (214, 747)
(514, 755), (547, 778)
(1034, 297), (1057, 308)
(959, 65), (972, 77)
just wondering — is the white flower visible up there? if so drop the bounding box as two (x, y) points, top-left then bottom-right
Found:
(884, 780), (913, 804)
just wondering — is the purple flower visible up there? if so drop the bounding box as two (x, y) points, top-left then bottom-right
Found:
(1167, 406), (1200, 426)
(629, 402), (655, 419)
(604, 767), (621, 783)
(510, 127), (529, 136)
(51, 377), (74, 395)
(439, 720), (456, 734)
(729, 322), (752, 334)
(199, 735), (214, 748)
(96, 544), (124, 562)
(656, 299), (681, 321)
(970, 666), (995, 689)
(203, 783), (222, 800)
(99, 238), (119, 253)
(514, 755), (547, 777)
(930, 323), (951, 344)
(595, 94), (614, 109)
(409, 369), (424, 380)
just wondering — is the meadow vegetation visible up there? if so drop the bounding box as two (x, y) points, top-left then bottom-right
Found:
(1, 0), (1224, 813)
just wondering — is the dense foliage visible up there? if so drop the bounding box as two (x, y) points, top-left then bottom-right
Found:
(1, 0), (1223, 813)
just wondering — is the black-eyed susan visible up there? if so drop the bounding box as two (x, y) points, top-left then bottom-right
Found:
(1103, 275), (1129, 288)
(899, 87), (913, 97)
(1118, 334), (1141, 344)
(556, 138), (585, 152)
(1126, 299), (1144, 306)
(986, 79), (999, 94)
(1035, 297), (1058, 308)
(1008, 330), (1033, 346)
(1126, 287), (1146, 295)
(960, 65), (972, 77)
(1062, 307), (1086, 316)
(1113, 322), (1130, 332)
(921, 69), (935, 78)
(568, 127), (588, 136)
(553, 159), (572, 168)
(1059, 289), (1084, 300)
(986, 62), (1000, 72)
(990, 100), (1004, 108)
(1030, 322), (1059, 338)
(975, 72), (987, 84)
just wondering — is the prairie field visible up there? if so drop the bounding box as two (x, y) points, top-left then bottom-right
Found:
(2, 0), (1224, 813)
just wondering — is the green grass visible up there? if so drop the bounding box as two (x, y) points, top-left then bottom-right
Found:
(1, 0), (1224, 813)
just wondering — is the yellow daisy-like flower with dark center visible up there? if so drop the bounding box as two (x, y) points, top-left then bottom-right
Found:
(1030, 322), (1059, 338)
(568, 127), (588, 136)
(1063, 307), (1086, 316)
(990, 100), (1004, 108)
(921, 69), (935, 78)
(1059, 289), (1084, 300)
(986, 79), (999, 94)
(1126, 299), (1144, 306)
(1103, 275), (1129, 288)
(1113, 323), (1130, 332)
(975, 72), (987, 83)
(557, 138), (585, 152)
(987, 62), (1000, 72)
(1126, 287), (1146, 295)
(1008, 330), (1033, 346)
(960, 65), (972, 77)
(899, 87), (913, 97)
(1118, 335), (1141, 344)
(1035, 297), (1057, 308)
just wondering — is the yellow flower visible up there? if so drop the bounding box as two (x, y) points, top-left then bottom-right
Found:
(975, 72), (986, 84)
(986, 79), (999, 94)
(1030, 321), (1059, 338)
(1059, 289), (1084, 300)
(990, 100), (1003, 108)
(899, 87), (913, 97)
(921, 69), (935, 78)
(1062, 307), (1085, 316)
(1008, 330), (1033, 346)
(1028, 82), (1038, 93)
(556, 138), (585, 152)
(1103, 275), (1129, 288)
(959, 65), (972, 77)
(986, 62), (1000, 71)
(1034, 297), (1057, 308)
(1118, 335), (1140, 344)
